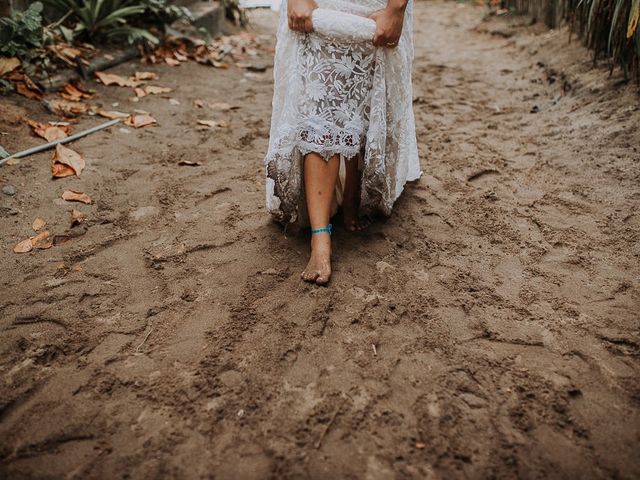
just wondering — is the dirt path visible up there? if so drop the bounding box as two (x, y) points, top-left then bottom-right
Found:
(1, 1), (639, 478)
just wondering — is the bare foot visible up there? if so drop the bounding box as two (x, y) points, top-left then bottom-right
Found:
(301, 233), (332, 285)
(342, 202), (371, 232)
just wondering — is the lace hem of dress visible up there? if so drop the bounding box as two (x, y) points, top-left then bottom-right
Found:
(266, 123), (366, 163)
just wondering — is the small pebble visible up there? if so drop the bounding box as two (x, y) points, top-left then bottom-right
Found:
(2, 184), (17, 196)
(237, 409), (245, 418)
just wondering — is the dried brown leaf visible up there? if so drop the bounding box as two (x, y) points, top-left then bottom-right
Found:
(209, 102), (239, 111)
(48, 99), (88, 117)
(133, 71), (158, 81)
(0, 57), (21, 76)
(32, 217), (46, 231)
(16, 82), (43, 100)
(27, 119), (72, 142)
(52, 144), (85, 178)
(32, 231), (53, 250)
(70, 209), (86, 226)
(144, 85), (172, 95)
(95, 71), (140, 88)
(125, 113), (157, 128)
(174, 52), (188, 62)
(59, 82), (93, 101)
(62, 190), (92, 204)
(97, 110), (129, 120)
(197, 119), (228, 128)
(13, 238), (33, 253)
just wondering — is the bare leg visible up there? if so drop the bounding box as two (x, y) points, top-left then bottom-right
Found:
(342, 156), (370, 231)
(301, 153), (340, 285)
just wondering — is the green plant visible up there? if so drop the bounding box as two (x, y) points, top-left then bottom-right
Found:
(221, 0), (248, 27)
(141, 0), (192, 25)
(44, 0), (191, 45)
(0, 2), (45, 58)
(569, 0), (640, 79)
(502, 0), (639, 81)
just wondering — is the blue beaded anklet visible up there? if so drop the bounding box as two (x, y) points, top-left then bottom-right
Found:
(311, 224), (332, 236)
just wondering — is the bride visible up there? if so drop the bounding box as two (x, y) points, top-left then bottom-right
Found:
(264, 0), (421, 285)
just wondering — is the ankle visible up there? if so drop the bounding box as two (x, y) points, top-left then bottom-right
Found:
(310, 234), (331, 251)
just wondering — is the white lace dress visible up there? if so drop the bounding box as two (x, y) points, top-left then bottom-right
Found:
(264, 0), (421, 225)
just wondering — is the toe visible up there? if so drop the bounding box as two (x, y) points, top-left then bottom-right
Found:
(356, 219), (371, 231)
(303, 270), (319, 282)
(316, 270), (331, 285)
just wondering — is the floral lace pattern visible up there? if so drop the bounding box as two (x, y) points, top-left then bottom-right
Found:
(265, 0), (422, 225)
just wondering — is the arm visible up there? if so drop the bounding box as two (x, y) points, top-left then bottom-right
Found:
(369, 0), (407, 47)
(288, 0), (318, 33)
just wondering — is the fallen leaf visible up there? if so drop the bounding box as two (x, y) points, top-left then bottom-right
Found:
(27, 119), (72, 142)
(16, 82), (43, 100)
(133, 71), (158, 81)
(209, 102), (238, 111)
(178, 160), (201, 166)
(97, 110), (129, 119)
(193, 99), (205, 108)
(62, 190), (92, 204)
(70, 209), (86, 226)
(32, 230), (53, 249)
(144, 85), (172, 95)
(52, 144), (85, 178)
(24, 74), (42, 92)
(47, 99), (88, 117)
(174, 52), (188, 62)
(0, 57), (21, 76)
(32, 217), (46, 231)
(95, 71), (141, 87)
(198, 119), (229, 128)
(165, 57), (180, 67)
(49, 45), (82, 65)
(169, 98), (180, 105)
(13, 238), (33, 253)
(59, 82), (93, 101)
(125, 113), (157, 128)
(5, 70), (24, 82)
(134, 87), (147, 98)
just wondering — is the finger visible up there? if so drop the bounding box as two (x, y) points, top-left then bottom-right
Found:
(304, 17), (313, 33)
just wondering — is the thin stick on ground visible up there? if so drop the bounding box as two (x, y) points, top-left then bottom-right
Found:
(315, 401), (343, 449)
(0, 119), (121, 167)
(136, 327), (154, 353)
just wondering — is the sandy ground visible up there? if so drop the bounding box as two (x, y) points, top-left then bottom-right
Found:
(1, 1), (639, 478)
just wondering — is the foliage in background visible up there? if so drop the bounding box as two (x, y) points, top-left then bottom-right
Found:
(221, 0), (248, 27)
(568, 0), (640, 79)
(501, 0), (640, 81)
(0, 1), (45, 59)
(43, 0), (192, 45)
